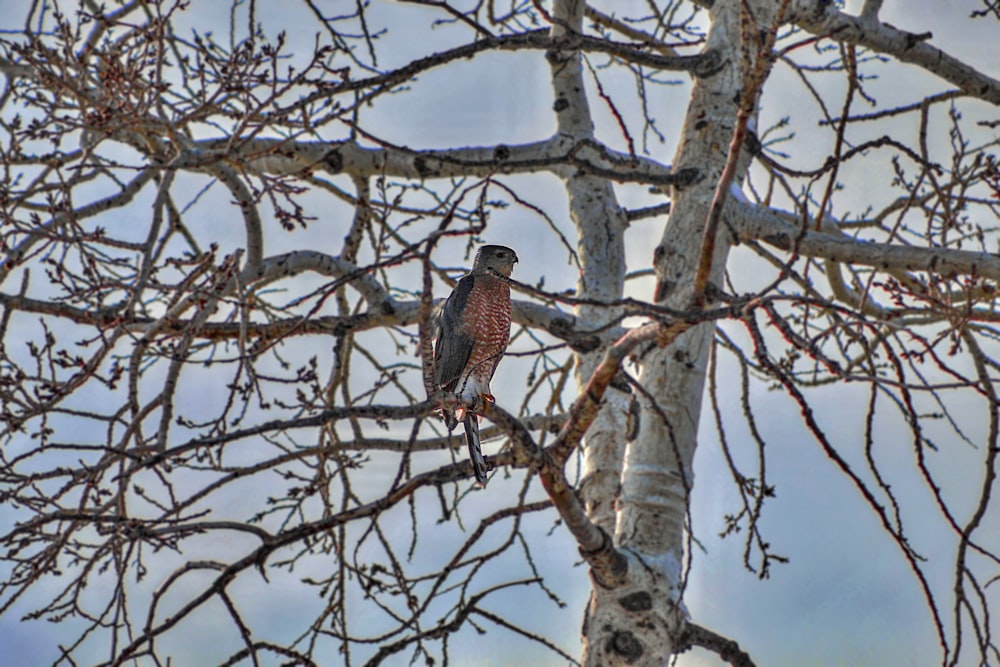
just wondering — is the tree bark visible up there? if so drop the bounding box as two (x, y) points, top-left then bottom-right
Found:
(545, 0), (630, 542)
(584, 2), (777, 664)
(542, 1), (640, 662)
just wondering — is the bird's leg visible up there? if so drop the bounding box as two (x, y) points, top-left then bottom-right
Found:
(466, 393), (495, 417)
(435, 392), (463, 431)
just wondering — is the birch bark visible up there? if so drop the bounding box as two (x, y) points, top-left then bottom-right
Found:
(583, 1), (778, 664)
(546, 1), (630, 537)
(544, 2), (638, 661)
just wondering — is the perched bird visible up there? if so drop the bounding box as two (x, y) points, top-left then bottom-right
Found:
(433, 245), (518, 486)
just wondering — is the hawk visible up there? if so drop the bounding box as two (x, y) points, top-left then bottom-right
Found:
(434, 245), (518, 486)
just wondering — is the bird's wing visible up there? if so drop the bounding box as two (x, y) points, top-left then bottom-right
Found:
(463, 413), (488, 486)
(433, 274), (475, 392)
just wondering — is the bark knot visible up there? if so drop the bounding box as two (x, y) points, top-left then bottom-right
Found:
(670, 166), (701, 189)
(692, 49), (725, 78)
(324, 148), (343, 173)
(607, 630), (643, 662)
(618, 591), (653, 612)
(413, 156), (433, 178)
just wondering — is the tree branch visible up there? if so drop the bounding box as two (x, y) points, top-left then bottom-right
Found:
(293, 30), (719, 109)
(212, 135), (692, 187)
(675, 622), (758, 667)
(790, 0), (1000, 105)
(729, 199), (1000, 284)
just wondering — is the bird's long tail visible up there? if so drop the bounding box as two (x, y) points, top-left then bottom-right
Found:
(463, 414), (489, 486)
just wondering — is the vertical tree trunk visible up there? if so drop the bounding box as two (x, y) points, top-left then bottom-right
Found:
(584, 1), (770, 664)
(547, 0), (630, 539)
(544, 4), (638, 659)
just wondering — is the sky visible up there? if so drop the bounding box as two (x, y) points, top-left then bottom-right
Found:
(1, 1), (999, 666)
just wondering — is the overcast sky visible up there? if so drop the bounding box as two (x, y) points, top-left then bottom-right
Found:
(1, 1), (999, 666)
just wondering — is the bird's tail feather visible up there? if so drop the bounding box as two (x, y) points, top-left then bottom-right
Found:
(463, 414), (488, 486)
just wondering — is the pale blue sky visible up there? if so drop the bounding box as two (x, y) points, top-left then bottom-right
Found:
(1, 1), (998, 665)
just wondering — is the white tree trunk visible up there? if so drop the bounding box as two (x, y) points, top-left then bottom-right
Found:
(584, 2), (772, 664)
(547, 0), (630, 539)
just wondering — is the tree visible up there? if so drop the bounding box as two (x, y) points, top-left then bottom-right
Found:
(1, 0), (998, 665)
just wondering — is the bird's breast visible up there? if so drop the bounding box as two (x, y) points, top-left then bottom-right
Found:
(462, 275), (512, 371)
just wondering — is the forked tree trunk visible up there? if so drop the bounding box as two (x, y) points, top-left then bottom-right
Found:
(575, 2), (771, 664)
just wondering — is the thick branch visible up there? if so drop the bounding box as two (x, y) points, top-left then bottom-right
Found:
(790, 0), (1000, 105)
(293, 30), (718, 108)
(0, 291), (611, 349)
(239, 250), (394, 310)
(675, 622), (758, 667)
(212, 136), (691, 187)
(729, 200), (1000, 284)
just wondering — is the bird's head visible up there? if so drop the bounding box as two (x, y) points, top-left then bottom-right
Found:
(473, 245), (518, 278)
